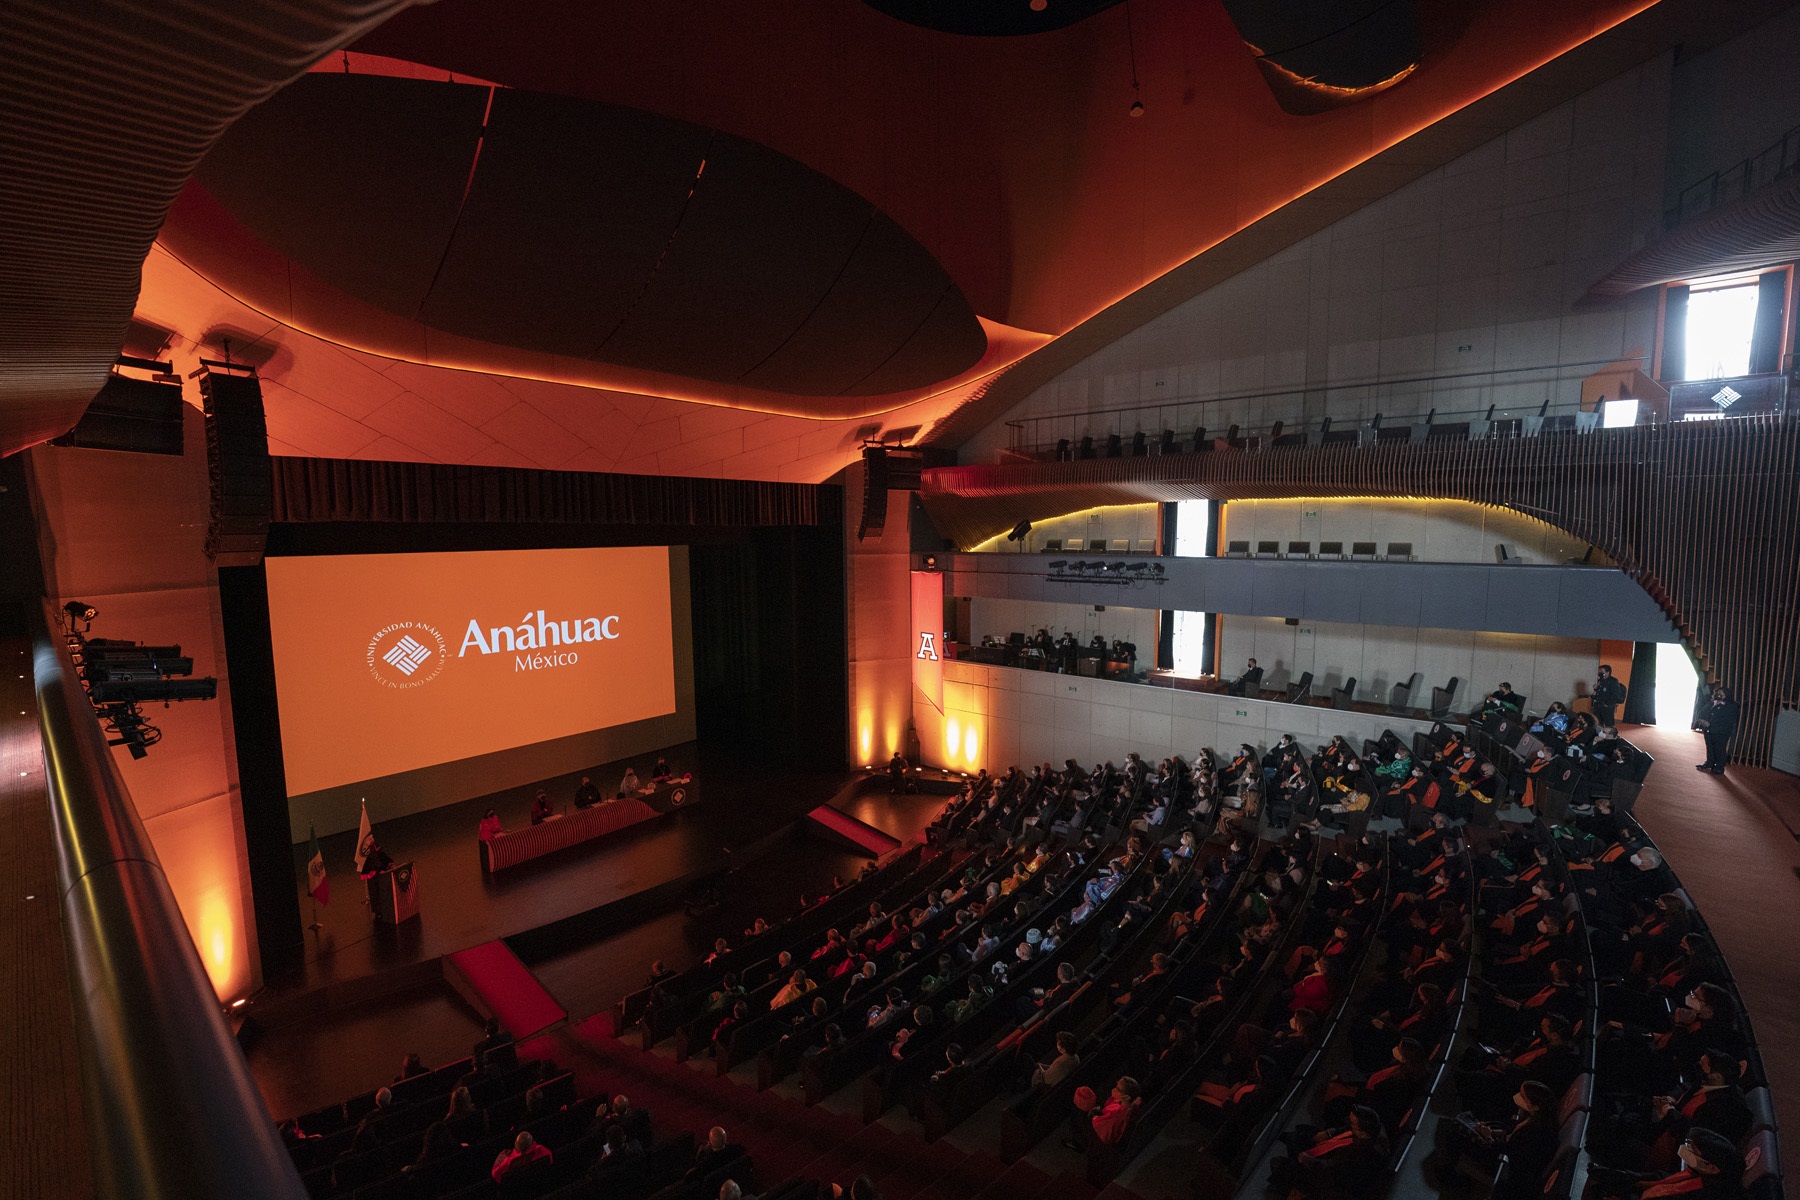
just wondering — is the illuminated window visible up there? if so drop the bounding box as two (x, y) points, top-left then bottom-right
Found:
(1170, 500), (1213, 676)
(1684, 281), (1761, 381)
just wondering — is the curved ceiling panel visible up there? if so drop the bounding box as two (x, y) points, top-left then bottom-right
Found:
(1221, 0), (1422, 114)
(860, 0), (1124, 37)
(193, 73), (986, 396)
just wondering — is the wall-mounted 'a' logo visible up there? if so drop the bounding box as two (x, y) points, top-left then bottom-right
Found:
(917, 632), (940, 661)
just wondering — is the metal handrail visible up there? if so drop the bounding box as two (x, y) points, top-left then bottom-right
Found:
(31, 599), (306, 1200)
(1664, 122), (1800, 230)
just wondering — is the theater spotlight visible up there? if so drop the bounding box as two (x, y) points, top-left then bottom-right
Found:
(1047, 560), (1069, 572)
(1149, 564), (1165, 577)
(63, 600), (99, 622)
(1006, 520), (1033, 542)
(922, 553), (940, 570)
(1124, 563), (1149, 573)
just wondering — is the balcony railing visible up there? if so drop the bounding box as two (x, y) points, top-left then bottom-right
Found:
(1002, 357), (1791, 461)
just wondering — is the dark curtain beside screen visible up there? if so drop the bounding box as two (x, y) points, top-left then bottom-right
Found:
(1660, 285), (1689, 381)
(1748, 270), (1788, 374)
(689, 528), (846, 765)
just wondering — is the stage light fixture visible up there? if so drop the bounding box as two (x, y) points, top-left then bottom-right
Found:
(922, 553), (940, 569)
(63, 600), (99, 622)
(1006, 520), (1033, 542)
(1047, 560), (1069, 571)
(1125, 563), (1148, 573)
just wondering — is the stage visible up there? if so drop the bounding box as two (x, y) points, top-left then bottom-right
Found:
(263, 742), (950, 1024)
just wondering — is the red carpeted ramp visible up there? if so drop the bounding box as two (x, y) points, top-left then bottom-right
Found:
(801, 804), (902, 858)
(443, 941), (566, 1039)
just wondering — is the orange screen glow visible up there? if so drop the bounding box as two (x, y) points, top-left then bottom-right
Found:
(265, 546), (677, 796)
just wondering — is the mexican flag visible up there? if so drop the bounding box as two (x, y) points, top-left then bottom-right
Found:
(306, 824), (329, 905)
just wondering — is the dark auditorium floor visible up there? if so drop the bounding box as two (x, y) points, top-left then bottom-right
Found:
(1621, 722), (1800, 1141)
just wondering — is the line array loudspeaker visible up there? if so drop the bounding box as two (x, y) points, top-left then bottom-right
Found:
(202, 370), (271, 566)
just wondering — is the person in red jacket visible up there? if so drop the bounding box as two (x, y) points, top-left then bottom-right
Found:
(492, 1131), (553, 1182)
(1063, 1076), (1142, 1151)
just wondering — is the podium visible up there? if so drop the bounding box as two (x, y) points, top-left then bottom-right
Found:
(370, 861), (420, 925)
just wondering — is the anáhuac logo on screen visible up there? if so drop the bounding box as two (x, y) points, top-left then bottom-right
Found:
(366, 610), (623, 687)
(366, 621), (449, 690)
(459, 610), (623, 673)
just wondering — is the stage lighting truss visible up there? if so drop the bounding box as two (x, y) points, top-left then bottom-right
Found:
(1045, 559), (1167, 587)
(62, 625), (218, 760)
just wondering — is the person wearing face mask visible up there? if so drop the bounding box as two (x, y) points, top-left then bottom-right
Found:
(1694, 686), (1739, 775)
(1585, 1128), (1746, 1200)
(1590, 1051), (1752, 1174)
(1456, 1014), (1580, 1121)
(1434, 1080), (1558, 1199)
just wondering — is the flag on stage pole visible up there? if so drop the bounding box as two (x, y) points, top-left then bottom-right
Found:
(306, 824), (330, 905)
(353, 801), (374, 874)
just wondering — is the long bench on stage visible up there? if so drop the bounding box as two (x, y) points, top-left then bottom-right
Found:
(481, 778), (698, 872)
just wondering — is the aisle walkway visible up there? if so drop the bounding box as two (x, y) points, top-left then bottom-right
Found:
(1624, 723), (1800, 1137)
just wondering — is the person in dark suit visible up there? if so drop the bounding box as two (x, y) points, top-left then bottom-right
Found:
(1695, 686), (1738, 775)
(573, 776), (601, 809)
(1227, 658), (1264, 697)
(687, 1126), (746, 1181)
(1593, 665), (1628, 728)
(1435, 1080), (1558, 1200)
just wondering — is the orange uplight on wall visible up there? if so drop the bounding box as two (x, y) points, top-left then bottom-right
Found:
(911, 570), (946, 717)
(945, 716), (962, 762)
(148, 792), (254, 1002)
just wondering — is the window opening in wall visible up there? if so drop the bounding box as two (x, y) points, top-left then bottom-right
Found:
(1601, 398), (1640, 428)
(1654, 641), (1701, 729)
(1170, 499), (1213, 676)
(1683, 276), (1762, 382)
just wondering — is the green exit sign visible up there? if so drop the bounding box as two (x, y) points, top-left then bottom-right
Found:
(1458, 344), (1473, 352)
(1234, 709), (1249, 717)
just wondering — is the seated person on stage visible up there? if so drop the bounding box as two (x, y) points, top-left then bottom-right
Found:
(617, 767), (641, 798)
(478, 809), (502, 841)
(573, 775), (602, 809)
(652, 757), (674, 782)
(530, 790), (552, 825)
(1226, 658), (1264, 697)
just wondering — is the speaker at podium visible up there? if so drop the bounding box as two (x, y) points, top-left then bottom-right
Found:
(370, 861), (420, 925)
